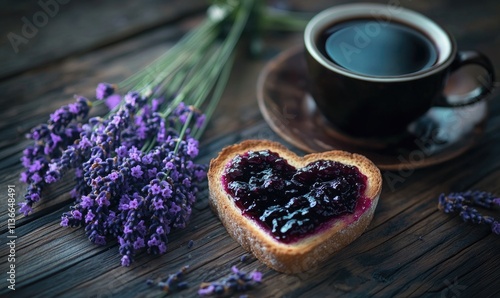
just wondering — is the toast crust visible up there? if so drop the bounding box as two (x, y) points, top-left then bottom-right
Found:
(208, 140), (382, 273)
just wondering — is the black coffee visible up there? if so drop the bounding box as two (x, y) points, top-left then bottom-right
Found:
(319, 19), (438, 76)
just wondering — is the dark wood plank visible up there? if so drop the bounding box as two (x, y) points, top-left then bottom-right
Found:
(2, 117), (499, 297)
(0, 0), (207, 80)
(1, 0), (500, 297)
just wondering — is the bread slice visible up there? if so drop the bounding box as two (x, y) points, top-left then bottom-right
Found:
(208, 140), (382, 273)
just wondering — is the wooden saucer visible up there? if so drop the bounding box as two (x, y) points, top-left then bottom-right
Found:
(257, 46), (488, 170)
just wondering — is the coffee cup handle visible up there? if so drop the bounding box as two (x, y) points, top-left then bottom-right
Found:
(434, 50), (496, 107)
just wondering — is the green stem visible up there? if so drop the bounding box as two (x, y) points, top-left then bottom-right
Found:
(119, 19), (219, 94)
(193, 53), (235, 140)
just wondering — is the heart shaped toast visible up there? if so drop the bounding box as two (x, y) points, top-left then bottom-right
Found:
(208, 140), (382, 273)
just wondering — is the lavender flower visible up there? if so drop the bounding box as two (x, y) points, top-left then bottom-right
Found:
(105, 94), (121, 110)
(492, 221), (500, 235)
(96, 82), (115, 100)
(19, 96), (91, 215)
(198, 266), (263, 296)
(45, 85), (207, 266)
(147, 265), (190, 294)
(20, 0), (262, 268)
(437, 190), (500, 235)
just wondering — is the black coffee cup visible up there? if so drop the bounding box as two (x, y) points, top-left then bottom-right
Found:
(304, 3), (495, 138)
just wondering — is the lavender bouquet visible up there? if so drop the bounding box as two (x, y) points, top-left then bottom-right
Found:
(18, 0), (306, 266)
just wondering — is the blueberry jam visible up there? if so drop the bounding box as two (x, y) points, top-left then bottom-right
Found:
(222, 150), (368, 243)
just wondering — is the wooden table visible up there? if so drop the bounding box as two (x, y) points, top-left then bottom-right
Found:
(1, 0), (499, 297)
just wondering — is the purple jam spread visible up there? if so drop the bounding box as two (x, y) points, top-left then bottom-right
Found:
(222, 150), (368, 243)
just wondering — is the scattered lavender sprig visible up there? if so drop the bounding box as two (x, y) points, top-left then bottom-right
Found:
(198, 266), (263, 296)
(147, 265), (190, 294)
(437, 190), (500, 235)
(19, 96), (91, 215)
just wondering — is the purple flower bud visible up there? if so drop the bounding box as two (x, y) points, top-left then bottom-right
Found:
(20, 172), (29, 183)
(30, 192), (40, 202)
(179, 113), (188, 124)
(94, 234), (106, 246)
(50, 133), (62, 146)
(250, 271), (262, 282)
(124, 225), (133, 234)
(118, 236), (126, 247)
(69, 188), (79, 199)
(45, 174), (57, 184)
(19, 203), (33, 216)
(153, 199), (164, 210)
(116, 145), (128, 158)
(97, 193), (110, 207)
(109, 172), (120, 181)
(142, 154), (153, 165)
(79, 137), (92, 150)
(198, 285), (215, 296)
(161, 186), (172, 198)
(21, 156), (31, 168)
(133, 238), (145, 250)
(29, 160), (43, 172)
(131, 165), (143, 178)
(158, 242), (167, 254)
(73, 210), (83, 220)
(111, 115), (121, 126)
(151, 98), (163, 111)
(48, 162), (58, 172)
(137, 125), (147, 140)
(81, 197), (92, 209)
(60, 217), (69, 227)
(96, 83), (115, 100)
(136, 220), (147, 235)
(124, 91), (145, 108)
(128, 147), (141, 161)
(195, 114), (206, 129)
(186, 138), (199, 158)
(170, 203), (181, 214)
(165, 161), (175, 170)
(129, 199), (139, 210)
(121, 255), (131, 267)
(50, 110), (62, 123)
(195, 169), (206, 181)
(492, 221), (500, 235)
(105, 94), (121, 110)
(148, 237), (160, 247)
(68, 103), (80, 114)
(148, 168), (158, 179)
(150, 184), (161, 195)
(85, 210), (95, 223)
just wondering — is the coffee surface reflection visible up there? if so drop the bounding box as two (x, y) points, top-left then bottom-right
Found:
(320, 19), (438, 77)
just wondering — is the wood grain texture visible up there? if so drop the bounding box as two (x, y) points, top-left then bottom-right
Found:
(0, 0), (207, 80)
(1, 0), (500, 297)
